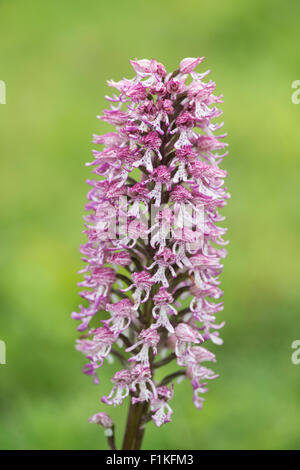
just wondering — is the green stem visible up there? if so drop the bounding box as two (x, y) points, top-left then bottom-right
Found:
(122, 399), (148, 450)
(121, 293), (154, 450)
(107, 425), (117, 450)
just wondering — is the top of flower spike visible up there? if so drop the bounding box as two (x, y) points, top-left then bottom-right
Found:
(129, 57), (204, 76)
(130, 59), (167, 76)
(106, 57), (213, 101)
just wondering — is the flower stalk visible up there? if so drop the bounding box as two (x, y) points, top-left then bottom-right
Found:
(122, 400), (148, 450)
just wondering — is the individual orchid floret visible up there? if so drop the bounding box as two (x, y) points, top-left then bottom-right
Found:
(173, 146), (196, 183)
(150, 384), (174, 427)
(165, 78), (185, 97)
(191, 365), (219, 382)
(179, 345), (216, 372)
(130, 364), (157, 404)
(189, 253), (222, 289)
(179, 57), (204, 74)
(173, 227), (200, 267)
(149, 82), (166, 96)
(172, 112), (195, 149)
(76, 327), (116, 365)
(78, 267), (116, 301)
(169, 185), (197, 229)
(102, 369), (132, 406)
(76, 326), (116, 384)
(126, 328), (160, 366)
(127, 183), (149, 216)
(147, 165), (171, 207)
(190, 345), (216, 364)
(89, 411), (113, 429)
(107, 250), (132, 267)
(130, 58), (166, 82)
(149, 208), (176, 252)
(104, 299), (135, 334)
(147, 248), (177, 287)
(192, 384), (208, 410)
(119, 219), (149, 248)
(88, 412), (116, 446)
(133, 131), (162, 171)
(71, 303), (97, 332)
(187, 364), (219, 411)
(151, 288), (177, 333)
(174, 323), (203, 364)
(121, 271), (154, 310)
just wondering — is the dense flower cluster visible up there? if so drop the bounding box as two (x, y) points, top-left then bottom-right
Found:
(73, 57), (229, 430)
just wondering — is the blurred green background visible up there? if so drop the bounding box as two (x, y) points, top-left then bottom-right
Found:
(1, 0), (300, 450)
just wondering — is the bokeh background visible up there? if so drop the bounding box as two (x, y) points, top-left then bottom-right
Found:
(1, 0), (300, 450)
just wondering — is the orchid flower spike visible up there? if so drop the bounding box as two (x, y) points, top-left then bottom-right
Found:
(73, 57), (229, 450)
